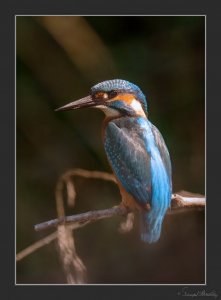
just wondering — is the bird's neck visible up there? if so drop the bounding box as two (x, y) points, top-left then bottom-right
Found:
(101, 114), (148, 141)
(102, 115), (121, 134)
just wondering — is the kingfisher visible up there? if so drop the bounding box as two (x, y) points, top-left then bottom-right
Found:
(56, 79), (172, 243)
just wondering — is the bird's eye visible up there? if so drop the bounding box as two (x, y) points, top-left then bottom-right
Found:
(94, 91), (116, 100)
(94, 92), (109, 100)
(103, 93), (109, 99)
(108, 90), (118, 99)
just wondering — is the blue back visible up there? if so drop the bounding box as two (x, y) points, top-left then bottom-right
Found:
(104, 116), (172, 243)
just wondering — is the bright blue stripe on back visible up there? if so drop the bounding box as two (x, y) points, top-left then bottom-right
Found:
(137, 117), (172, 242)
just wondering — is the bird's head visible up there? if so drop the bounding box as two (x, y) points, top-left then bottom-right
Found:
(55, 79), (148, 118)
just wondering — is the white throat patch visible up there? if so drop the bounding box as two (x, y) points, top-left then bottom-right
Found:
(130, 99), (146, 117)
(95, 105), (120, 117)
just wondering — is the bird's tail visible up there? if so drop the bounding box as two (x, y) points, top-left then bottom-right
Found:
(140, 210), (164, 244)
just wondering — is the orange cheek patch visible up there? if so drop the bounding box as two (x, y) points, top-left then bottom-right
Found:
(112, 93), (135, 104)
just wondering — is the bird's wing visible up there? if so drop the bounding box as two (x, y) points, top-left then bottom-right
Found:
(104, 120), (152, 207)
(151, 124), (172, 182)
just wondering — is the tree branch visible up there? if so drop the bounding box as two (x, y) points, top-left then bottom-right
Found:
(34, 205), (128, 231)
(34, 193), (205, 232)
(17, 168), (205, 275)
(170, 192), (205, 211)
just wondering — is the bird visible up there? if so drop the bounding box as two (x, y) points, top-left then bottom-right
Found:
(55, 79), (172, 243)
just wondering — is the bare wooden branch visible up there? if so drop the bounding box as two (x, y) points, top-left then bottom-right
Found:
(35, 205), (128, 231)
(16, 232), (57, 261)
(57, 224), (86, 283)
(16, 223), (84, 262)
(55, 168), (87, 284)
(170, 191), (205, 213)
(17, 169), (117, 264)
(34, 193), (205, 232)
(17, 169), (205, 268)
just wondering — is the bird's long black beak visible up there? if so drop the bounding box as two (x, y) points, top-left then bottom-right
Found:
(55, 95), (97, 112)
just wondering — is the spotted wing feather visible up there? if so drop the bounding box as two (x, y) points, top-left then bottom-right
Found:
(104, 120), (152, 207)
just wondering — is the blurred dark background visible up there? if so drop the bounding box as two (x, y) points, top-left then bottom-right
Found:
(16, 16), (205, 284)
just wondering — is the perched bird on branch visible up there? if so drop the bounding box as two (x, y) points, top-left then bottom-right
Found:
(56, 79), (172, 243)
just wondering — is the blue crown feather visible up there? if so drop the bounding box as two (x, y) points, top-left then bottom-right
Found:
(91, 79), (148, 112)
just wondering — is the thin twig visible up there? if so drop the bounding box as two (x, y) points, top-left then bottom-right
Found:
(35, 194), (205, 232)
(170, 192), (205, 212)
(17, 191), (206, 262)
(17, 169), (205, 265)
(17, 169), (117, 263)
(16, 223), (89, 262)
(16, 232), (57, 261)
(35, 205), (128, 231)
